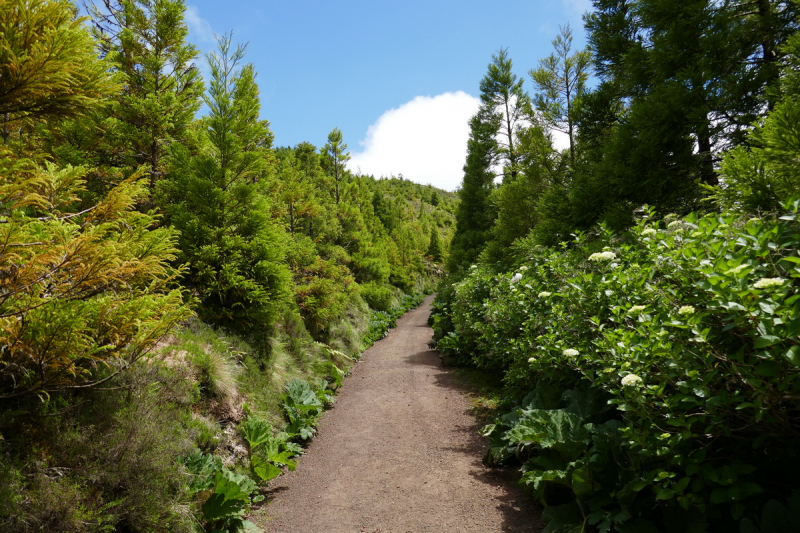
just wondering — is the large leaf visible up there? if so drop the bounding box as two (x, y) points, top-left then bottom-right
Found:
(284, 379), (323, 409)
(202, 470), (258, 521)
(242, 417), (273, 450)
(562, 381), (611, 423)
(251, 455), (282, 482)
(542, 502), (586, 533)
(506, 409), (592, 460)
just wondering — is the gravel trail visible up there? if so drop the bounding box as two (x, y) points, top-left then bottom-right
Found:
(255, 295), (542, 532)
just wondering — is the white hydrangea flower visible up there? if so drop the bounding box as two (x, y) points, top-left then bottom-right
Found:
(511, 273), (523, 283)
(588, 251), (617, 262)
(678, 305), (695, 315)
(518, 266), (528, 271)
(726, 264), (749, 275)
(528, 357), (536, 363)
(754, 277), (784, 289)
(628, 305), (646, 315)
(470, 264), (477, 269)
(621, 374), (643, 387)
(667, 220), (683, 228)
(538, 291), (552, 298)
(563, 348), (580, 357)
(641, 228), (657, 236)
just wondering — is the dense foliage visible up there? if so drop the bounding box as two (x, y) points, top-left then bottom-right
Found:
(0, 1), (451, 531)
(437, 1), (800, 531)
(434, 202), (800, 531)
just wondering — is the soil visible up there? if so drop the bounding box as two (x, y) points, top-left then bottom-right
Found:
(254, 295), (543, 533)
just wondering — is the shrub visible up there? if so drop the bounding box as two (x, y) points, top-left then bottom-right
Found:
(360, 282), (396, 312)
(435, 200), (800, 531)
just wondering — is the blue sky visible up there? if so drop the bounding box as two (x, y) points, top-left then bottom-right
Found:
(184, 0), (593, 190)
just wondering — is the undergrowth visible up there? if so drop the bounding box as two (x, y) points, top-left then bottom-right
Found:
(0, 291), (427, 533)
(432, 200), (800, 532)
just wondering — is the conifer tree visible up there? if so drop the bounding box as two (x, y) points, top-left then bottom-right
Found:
(323, 128), (350, 204)
(0, 0), (114, 135)
(158, 35), (287, 331)
(583, 0), (797, 207)
(530, 24), (592, 165)
(0, 0), (189, 399)
(90, 0), (203, 189)
(479, 48), (530, 180)
(447, 106), (499, 273)
(426, 225), (443, 262)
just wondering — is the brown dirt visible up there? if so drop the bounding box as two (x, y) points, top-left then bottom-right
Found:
(254, 295), (543, 533)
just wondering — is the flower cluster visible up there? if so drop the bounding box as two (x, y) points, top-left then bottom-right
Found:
(563, 348), (579, 357)
(588, 251), (616, 262)
(511, 273), (522, 283)
(677, 305), (695, 316)
(726, 264), (749, 275)
(628, 305), (646, 315)
(754, 277), (784, 289)
(621, 374), (643, 387)
(538, 291), (552, 298)
(641, 228), (657, 236)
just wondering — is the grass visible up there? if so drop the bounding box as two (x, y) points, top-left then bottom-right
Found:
(450, 367), (509, 426)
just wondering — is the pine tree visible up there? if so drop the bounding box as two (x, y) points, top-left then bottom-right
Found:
(426, 225), (443, 262)
(90, 0), (203, 189)
(158, 35), (287, 331)
(479, 48), (530, 180)
(530, 24), (592, 166)
(447, 106), (499, 273)
(0, 0), (189, 399)
(323, 127), (350, 204)
(583, 0), (797, 208)
(0, 0), (113, 135)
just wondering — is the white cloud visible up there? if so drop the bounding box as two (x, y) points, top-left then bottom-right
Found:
(349, 92), (481, 192)
(562, 0), (593, 16)
(185, 5), (215, 44)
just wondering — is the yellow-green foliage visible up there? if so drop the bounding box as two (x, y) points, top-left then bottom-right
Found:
(0, 0), (115, 121)
(0, 158), (191, 399)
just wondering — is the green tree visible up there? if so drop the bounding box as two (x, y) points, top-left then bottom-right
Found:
(711, 3), (800, 212)
(158, 35), (287, 331)
(90, 0), (203, 189)
(0, 0), (114, 139)
(584, 0), (796, 205)
(479, 48), (530, 180)
(448, 106), (499, 273)
(426, 225), (443, 262)
(0, 161), (190, 399)
(0, 0), (189, 399)
(323, 127), (350, 204)
(530, 24), (592, 165)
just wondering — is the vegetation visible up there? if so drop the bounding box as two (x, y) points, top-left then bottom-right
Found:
(4, 0), (800, 530)
(0, 1), (451, 531)
(436, 1), (800, 531)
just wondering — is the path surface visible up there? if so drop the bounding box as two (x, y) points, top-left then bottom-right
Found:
(255, 295), (542, 532)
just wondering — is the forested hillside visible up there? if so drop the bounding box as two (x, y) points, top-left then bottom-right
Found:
(435, 0), (800, 532)
(0, 1), (453, 531)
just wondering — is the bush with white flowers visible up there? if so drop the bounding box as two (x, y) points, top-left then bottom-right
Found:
(431, 198), (800, 530)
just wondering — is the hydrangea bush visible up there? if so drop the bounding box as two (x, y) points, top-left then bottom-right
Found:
(432, 199), (800, 531)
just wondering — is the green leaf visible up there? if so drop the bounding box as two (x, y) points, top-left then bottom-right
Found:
(252, 456), (282, 482)
(542, 502), (585, 533)
(656, 488), (676, 500)
(783, 346), (800, 366)
(242, 417), (273, 449)
(755, 335), (782, 348)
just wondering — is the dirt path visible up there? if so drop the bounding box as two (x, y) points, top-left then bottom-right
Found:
(255, 295), (542, 532)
